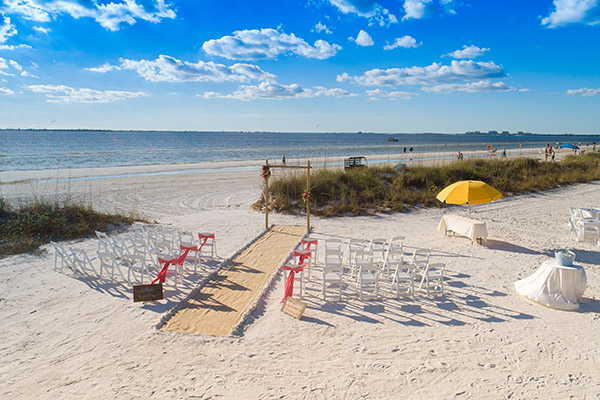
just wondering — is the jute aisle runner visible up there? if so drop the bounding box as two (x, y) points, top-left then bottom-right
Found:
(162, 225), (306, 336)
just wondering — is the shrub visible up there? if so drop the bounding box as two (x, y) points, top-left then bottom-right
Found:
(253, 156), (600, 217)
(0, 198), (134, 257)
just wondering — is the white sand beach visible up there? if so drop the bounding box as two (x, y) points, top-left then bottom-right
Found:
(1, 163), (599, 399)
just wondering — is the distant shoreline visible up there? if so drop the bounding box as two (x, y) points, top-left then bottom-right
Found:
(1, 128), (599, 136)
(0, 146), (579, 185)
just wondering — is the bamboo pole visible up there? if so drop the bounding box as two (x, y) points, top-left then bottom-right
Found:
(306, 160), (311, 231)
(265, 159), (269, 230)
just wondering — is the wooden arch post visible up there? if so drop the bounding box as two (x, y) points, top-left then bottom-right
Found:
(263, 160), (312, 231)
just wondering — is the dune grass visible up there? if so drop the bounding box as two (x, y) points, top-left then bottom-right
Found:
(0, 197), (134, 257)
(254, 153), (600, 217)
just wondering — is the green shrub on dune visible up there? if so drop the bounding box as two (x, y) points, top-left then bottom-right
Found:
(0, 198), (134, 257)
(255, 154), (600, 217)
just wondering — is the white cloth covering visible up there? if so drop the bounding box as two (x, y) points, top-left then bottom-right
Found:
(514, 260), (587, 311)
(438, 215), (488, 243)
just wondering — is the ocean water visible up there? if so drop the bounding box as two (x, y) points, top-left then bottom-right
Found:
(1, 130), (599, 172)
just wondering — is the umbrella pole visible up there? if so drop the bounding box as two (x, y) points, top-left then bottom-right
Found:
(468, 203), (471, 217)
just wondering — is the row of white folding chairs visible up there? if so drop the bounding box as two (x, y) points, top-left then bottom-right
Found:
(95, 231), (157, 284)
(321, 238), (444, 300)
(131, 225), (217, 262)
(51, 241), (99, 278)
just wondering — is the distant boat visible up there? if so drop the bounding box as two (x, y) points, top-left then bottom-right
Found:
(387, 137), (399, 142)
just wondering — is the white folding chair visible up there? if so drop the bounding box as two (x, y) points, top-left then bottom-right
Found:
(580, 222), (598, 244)
(386, 247), (414, 297)
(51, 241), (78, 275)
(198, 233), (217, 259)
(178, 231), (201, 273)
(96, 236), (127, 283)
(369, 237), (387, 272)
(355, 249), (378, 300)
(417, 262), (445, 296)
(383, 236), (405, 279)
(301, 237), (319, 269)
(71, 248), (99, 277)
(409, 248), (431, 278)
(282, 262), (304, 299)
(322, 247), (343, 301)
(347, 238), (365, 277)
(293, 247), (312, 281)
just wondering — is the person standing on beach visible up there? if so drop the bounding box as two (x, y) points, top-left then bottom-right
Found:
(282, 154), (286, 165)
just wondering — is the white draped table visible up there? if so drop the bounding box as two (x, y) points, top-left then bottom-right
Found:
(438, 215), (488, 244)
(514, 260), (587, 311)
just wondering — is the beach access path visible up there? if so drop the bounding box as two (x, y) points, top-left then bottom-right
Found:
(162, 225), (305, 336)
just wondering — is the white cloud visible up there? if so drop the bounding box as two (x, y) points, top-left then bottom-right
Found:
(350, 30), (374, 47)
(566, 87), (600, 96)
(0, 44), (31, 50)
(27, 84), (147, 103)
(0, 87), (15, 95)
(113, 55), (276, 83)
(0, 57), (33, 76)
(366, 88), (417, 100)
(383, 35), (421, 50)
(202, 81), (356, 101)
(202, 28), (341, 60)
(444, 45), (490, 59)
(402, 0), (457, 20)
(33, 26), (50, 34)
(86, 63), (121, 73)
(422, 81), (517, 93)
(313, 21), (332, 34)
(2, 0), (176, 31)
(338, 60), (506, 87)
(0, 16), (17, 43)
(325, 0), (398, 26)
(542, 0), (600, 27)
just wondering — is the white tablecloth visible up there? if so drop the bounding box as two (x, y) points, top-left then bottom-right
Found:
(514, 260), (587, 311)
(438, 215), (488, 243)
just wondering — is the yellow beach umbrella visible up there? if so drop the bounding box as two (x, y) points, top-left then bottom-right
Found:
(436, 180), (503, 216)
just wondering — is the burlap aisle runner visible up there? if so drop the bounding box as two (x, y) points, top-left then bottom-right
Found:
(162, 225), (306, 336)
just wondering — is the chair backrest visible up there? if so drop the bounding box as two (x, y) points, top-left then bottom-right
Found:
(389, 236), (404, 251)
(355, 249), (376, 272)
(385, 245), (404, 265)
(323, 251), (343, 273)
(425, 262), (446, 276)
(324, 238), (343, 251)
(369, 237), (387, 260)
(178, 231), (197, 244)
(325, 247), (343, 262)
(347, 238), (364, 251)
(410, 248), (431, 267)
(131, 224), (145, 240)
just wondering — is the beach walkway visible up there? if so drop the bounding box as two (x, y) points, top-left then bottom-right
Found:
(162, 225), (306, 336)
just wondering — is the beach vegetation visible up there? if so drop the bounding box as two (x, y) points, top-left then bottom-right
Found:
(0, 198), (134, 257)
(254, 155), (600, 216)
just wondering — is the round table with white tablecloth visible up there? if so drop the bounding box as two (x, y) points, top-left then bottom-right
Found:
(514, 260), (586, 311)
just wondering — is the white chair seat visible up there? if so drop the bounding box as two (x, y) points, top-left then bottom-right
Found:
(396, 271), (412, 280)
(359, 272), (377, 282)
(324, 272), (342, 281)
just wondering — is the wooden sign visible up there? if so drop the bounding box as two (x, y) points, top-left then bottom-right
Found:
(281, 297), (307, 320)
(133, 284), (164, 302)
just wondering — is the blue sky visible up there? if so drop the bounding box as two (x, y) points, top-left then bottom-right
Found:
(0, 0), (599, 133)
